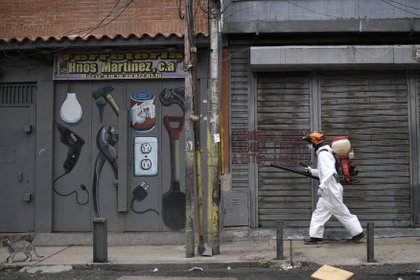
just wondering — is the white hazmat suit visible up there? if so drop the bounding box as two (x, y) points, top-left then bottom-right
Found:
(308, 144), (363, 239)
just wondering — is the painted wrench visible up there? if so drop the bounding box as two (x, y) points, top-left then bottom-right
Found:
(93, 125), (118, 217)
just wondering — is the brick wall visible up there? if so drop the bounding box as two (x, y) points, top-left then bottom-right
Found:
(0, 0), (208, 42)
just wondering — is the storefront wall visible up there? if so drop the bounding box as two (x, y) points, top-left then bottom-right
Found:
(229, 43), (420, 235)
(0, 46), (210, 233)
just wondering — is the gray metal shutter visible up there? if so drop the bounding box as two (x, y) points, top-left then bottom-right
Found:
(230, 46), (251, 190)
(256, 73), (312, 228)
(320, 71), (411, 228)
(223, 45), (255, 226)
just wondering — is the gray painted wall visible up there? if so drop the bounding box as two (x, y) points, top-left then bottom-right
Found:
(225, 0), (420, 22)
(0, 57), (54, 232)
(223, 0), (420, 33)
(0, 46), (211, 233)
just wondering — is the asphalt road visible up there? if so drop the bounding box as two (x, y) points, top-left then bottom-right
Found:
(1, 263), (420, 280)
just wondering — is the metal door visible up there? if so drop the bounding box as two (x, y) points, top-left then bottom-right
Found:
(0, 106), (35, 232)
(253, 71), (411, 231)
(256, 73), (312, 228)
(320, 71), (411, 228)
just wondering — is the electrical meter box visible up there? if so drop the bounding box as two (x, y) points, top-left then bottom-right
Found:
(134, 136), (158, 176)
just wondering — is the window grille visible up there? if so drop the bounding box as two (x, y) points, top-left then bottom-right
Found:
(0, 83), (36, 105)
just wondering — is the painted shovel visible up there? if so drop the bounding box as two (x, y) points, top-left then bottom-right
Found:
(162, 115), (186, 230)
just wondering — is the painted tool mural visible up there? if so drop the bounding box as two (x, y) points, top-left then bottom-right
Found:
(130, 92), (156, 131)
(93, 125), (118, 217)
(54, 84), (186, 231)
(92, 86), (120, 218)
(130, 181), (159, 215)
(53, 122), (89, 206)
(129, 91), (160, 217)
(159, 87), (186, 230)
(59, 85), (83, 124)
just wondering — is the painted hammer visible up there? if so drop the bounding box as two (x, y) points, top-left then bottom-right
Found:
(92, 86), (120, 116)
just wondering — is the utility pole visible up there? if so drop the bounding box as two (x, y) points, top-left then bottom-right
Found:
(194, 54), (205, 255)
(207, 0), (221, 255)
(184, 0), (197, 258)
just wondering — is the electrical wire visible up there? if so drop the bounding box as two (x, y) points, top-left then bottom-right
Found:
(381, 0), (420, 16)
(53, 171), (89, 206)
(223, 0), (339, 20)
(194, 0), (204, 16)
(177, 0), (185, 19)
(81, 0), (123, 37)
(85, 0), (136, 36)
(66, 0), (136, 38)
(5, 0), (418, 68)
(0, 0), (136, 59)
(221, 47), (249, 63)
(280, 0), (338, 18)
(382, 0), (420, 11)
(130, 198), (160, 215)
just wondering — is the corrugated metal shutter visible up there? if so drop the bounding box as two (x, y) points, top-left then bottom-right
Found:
(230, 46), (251, 190)
(320, 71), (411, 228)
(257, 73), (312, 228)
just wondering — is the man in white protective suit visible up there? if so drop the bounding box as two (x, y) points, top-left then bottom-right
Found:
(302, 132), (365, 245)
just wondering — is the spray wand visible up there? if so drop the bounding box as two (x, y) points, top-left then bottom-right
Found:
(270, 163), (319, 180)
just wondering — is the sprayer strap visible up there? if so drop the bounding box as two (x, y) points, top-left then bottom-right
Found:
(318, 148), (330, 154)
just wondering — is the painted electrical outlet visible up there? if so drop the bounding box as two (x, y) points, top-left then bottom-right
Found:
(134, 137), (158, 176)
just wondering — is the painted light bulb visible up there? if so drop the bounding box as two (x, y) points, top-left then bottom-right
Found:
(60, 86), (83, 124)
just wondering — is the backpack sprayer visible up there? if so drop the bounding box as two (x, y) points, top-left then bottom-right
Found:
(331, 136), (358, 185)
(270, 135), (359, 185)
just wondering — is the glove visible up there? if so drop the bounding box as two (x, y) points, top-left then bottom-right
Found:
(305, 166), (314, 176)
(317, 188), (324, 196)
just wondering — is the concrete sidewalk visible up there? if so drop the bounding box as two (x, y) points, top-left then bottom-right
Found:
(1, 236), (420, 268)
